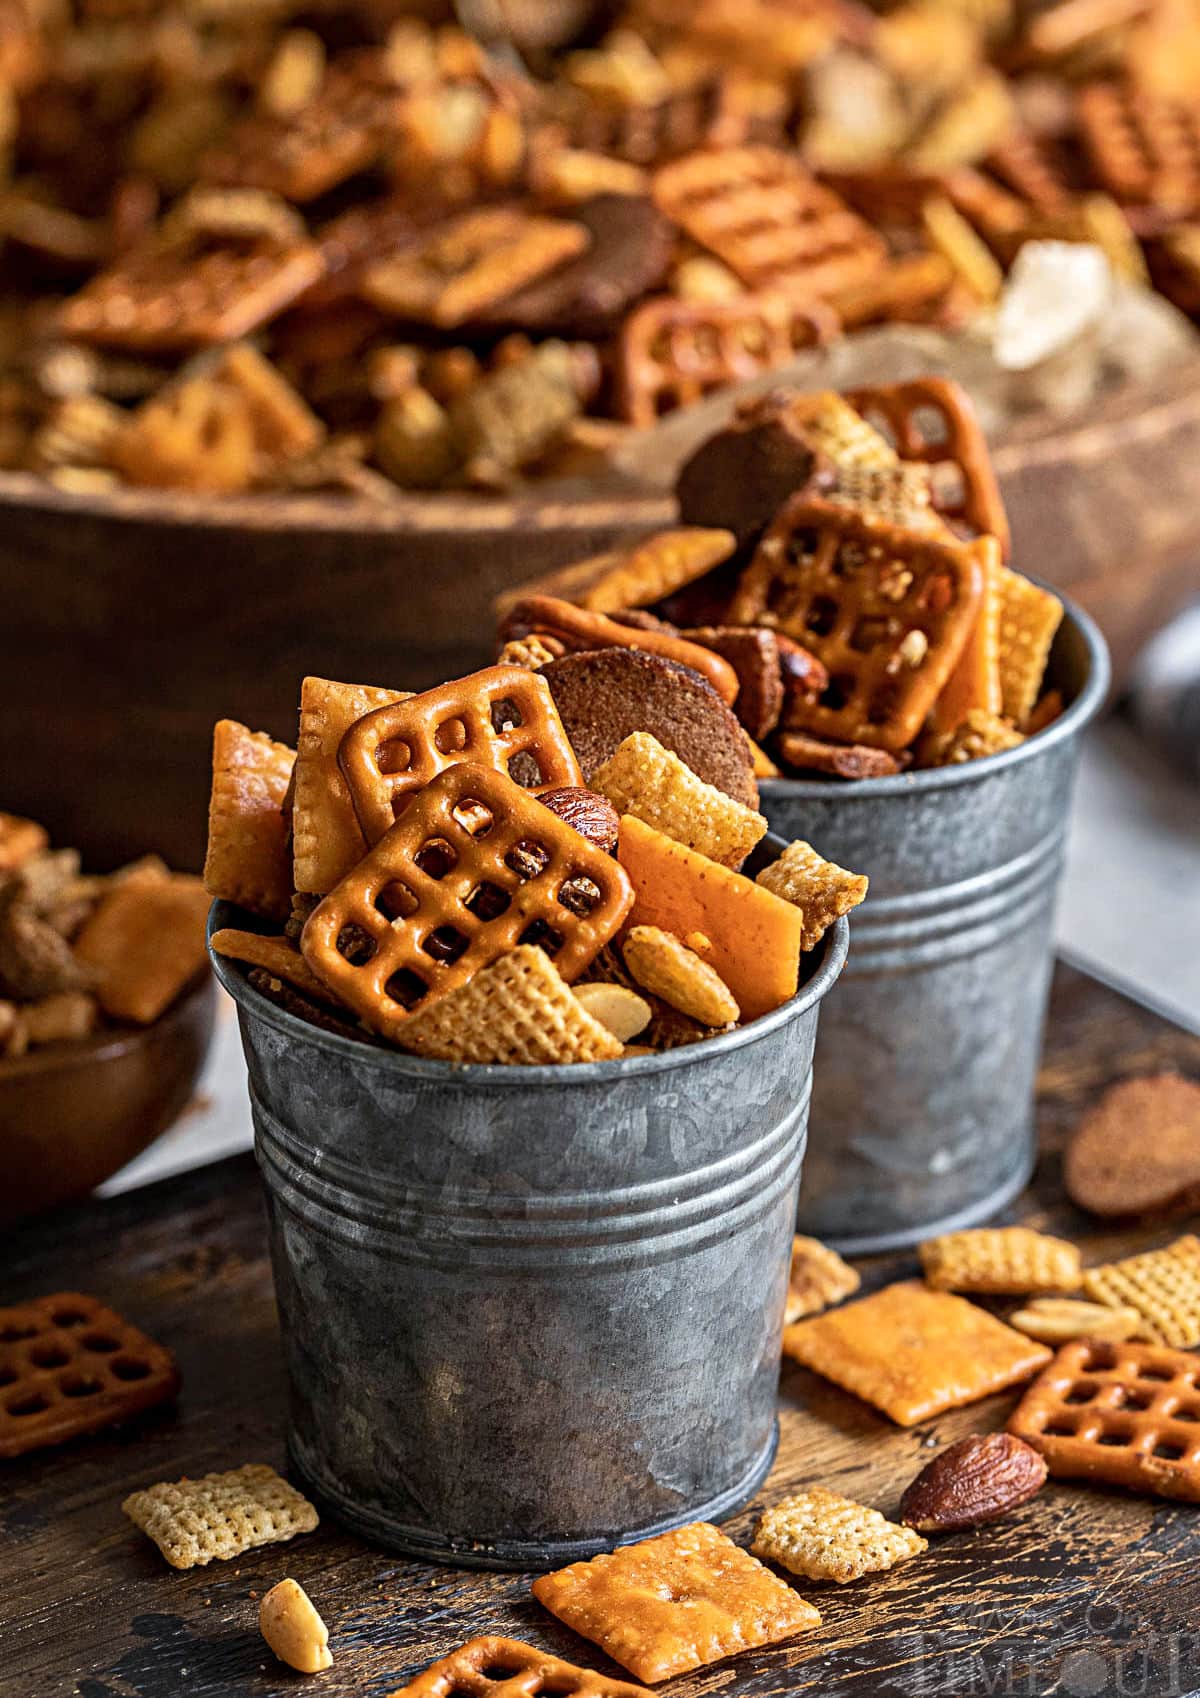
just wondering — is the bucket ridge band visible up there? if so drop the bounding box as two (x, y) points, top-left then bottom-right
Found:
(252, 1083), (809, 1267)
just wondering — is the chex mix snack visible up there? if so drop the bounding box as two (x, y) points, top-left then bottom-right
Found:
(205, 643), (866, 1060)
(3, 1), (1198, 498)
(496, 380), (1063, 776)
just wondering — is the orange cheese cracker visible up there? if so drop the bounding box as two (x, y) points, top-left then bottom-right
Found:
(203, 718), (295, 920)
(782, 1280), (1052, 1426)
(73, 866), (211, 1024)
(617, 816), (801, 1023)
(292, 675), (410, 894)
(531, 1521), (820, 1683)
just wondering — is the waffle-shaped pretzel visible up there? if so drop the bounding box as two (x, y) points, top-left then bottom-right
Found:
(652, 146), (886, 299)
(201, 54), (406, 202)
(565, 78), (741, 167)
(339, 665), (583, 848)
(59, 236), (325, 352)
(1077, 83), (1200, 216)
(301, 763), (633, 1038)
(729, 497), (986, 752)
(1008, 1338), (1200, 1502)
(0, 1292), (179, 1458)
(386, 1635), (654, 1698)
(984, 130), (1074, 218)
(615, 292), (837, 427)
(844, 378), (1010, 557)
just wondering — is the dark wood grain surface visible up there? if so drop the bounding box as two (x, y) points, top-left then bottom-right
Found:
(4, 963), (1200, 1698)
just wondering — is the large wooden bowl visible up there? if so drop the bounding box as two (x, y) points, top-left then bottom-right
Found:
(3, 354), (1200, 870)
(0, 970), (216, 1227)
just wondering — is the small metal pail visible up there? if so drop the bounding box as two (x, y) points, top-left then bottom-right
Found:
(760, 595), (1109, 1255)
(209, 836), (848, 1571)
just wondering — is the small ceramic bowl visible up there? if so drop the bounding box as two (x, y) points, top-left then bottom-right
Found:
(0, 971), (216, 1226)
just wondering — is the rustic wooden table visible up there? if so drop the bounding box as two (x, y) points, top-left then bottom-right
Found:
(4, 963), (1200, 1698)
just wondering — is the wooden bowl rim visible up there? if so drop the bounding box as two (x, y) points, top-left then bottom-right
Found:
(6, 352), (1200, 536)
(0, 968), (214, 1084)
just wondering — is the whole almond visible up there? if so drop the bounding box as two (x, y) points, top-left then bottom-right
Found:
(536, 786), (620, 852)
(900, 1432), (1047, 1532)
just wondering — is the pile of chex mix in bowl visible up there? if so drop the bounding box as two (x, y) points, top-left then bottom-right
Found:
(2, 0), (1198, 497)
(498, 376), (1065, 777)
(205, 651), (866, 1063)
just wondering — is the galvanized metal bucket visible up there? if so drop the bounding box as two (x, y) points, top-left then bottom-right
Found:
(209, 837), (848, 1571)
(760, 594), (1109, 1255)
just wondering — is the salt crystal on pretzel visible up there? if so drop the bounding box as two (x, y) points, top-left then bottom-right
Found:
(302, 763), (633, 1041)
(752, 1488), (926, 1584)
(531, 1521), (820, 1683)
(397, 944), (623, 1064)
(590, 732), (765, 869)
(730, 496), (987, 752)
(755, 839), (868, 952)
(293, 676), (412, 895)
(339, 664), (584, 849)
(363, 206), (590, 329)
(204, 718), (295, 921)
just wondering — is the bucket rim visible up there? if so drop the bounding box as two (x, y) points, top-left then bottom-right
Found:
(208, 831), (848, 1086)
(759, 583), (1110, 803)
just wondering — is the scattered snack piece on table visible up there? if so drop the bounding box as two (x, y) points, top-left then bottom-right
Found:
(260, 1579), (333, 1675)
(1081, 1234), (1200, 1347)
(1008, 1297), (1143, 1345)
(786, 1235), (861, 1323)
(1064, 1074), (1200, 1219)
(591, 733), (766, 869)
(753, 1487), (926, 1583)
(783, 1281), (1053, 1426)
(531, 1521), (821, 1683)
(618, 816), (802, 1022)
(1008, 1338), (1200, 1503)
(73, 864), (210, 1025)
(920, 1226), (1083, 1296)
(123, 1463), (319, 1569)
(203, 719), (296, 921)
(386, 1637), (653, 1698)
(0, 1293), (179, 1459)
(900, 1433), (1048, 1532)
(756, 841), (869, 952)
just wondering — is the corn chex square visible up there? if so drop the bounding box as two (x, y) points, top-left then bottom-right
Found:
(752, 1487), (926, 1584)
(1082, 1234), (1200, 1348)
(590, 733), (766, 870)
(123, 1463), (318, 1569)
(920, 1227), (1082, 1296)
(756, 840), (868, 952)
(996, 566), (1063, 725)
(531, 1521), (820, 1683)
(397, 945), (621, 1065)
(786, 1235), (861, 1322)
